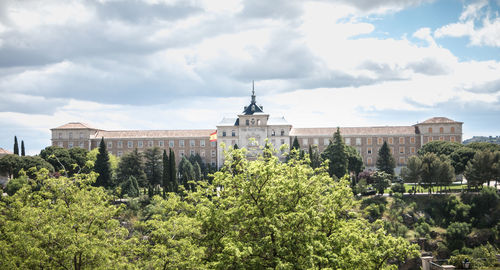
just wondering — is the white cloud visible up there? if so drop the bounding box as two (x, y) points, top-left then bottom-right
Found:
(434, 0), (500, 47)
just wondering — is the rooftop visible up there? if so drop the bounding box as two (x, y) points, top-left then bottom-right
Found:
(290, 126), (416, 136)
(94, 129), (215, 139)
(420, 117), (462, 124)
(52, 122), (96, 130)
(0, 148), (13, 155)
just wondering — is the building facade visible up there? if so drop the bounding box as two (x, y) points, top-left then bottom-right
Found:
(50, 91), (463, 172)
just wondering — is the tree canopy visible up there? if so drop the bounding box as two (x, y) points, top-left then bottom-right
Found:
(376, 141), (395, 176)
(321, 127), (348, 179)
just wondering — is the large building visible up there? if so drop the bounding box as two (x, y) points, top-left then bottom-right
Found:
(50, 91), (463, 172)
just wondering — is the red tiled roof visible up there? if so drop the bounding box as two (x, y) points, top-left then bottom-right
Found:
(51, 122), (96, 130)
(0, 148), (13, 155)
(420, 117), (461, 124)
(94, 129), (216, 139)
(290, 126), (416, 137)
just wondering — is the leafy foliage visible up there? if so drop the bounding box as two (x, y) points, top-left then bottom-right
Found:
(376, 141), (395, 176)
(94, 137), (112, 188)
(321, 127), (348, 179)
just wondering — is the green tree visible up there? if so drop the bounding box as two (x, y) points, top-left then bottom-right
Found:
(372, 171), (392, 194)
(287, 136), (301, 162)
(68, 147), (89, 173)
(464, 150), (495, 188)
(420, 152), (442, 193)
(308, 145), (322, 169)
(120, 176), (140, 198)
(40, 146), (73, 175)
(418, 141), (463, 156)
(144, 147), (163, 196)
(446, 222), (471, 251)
(13, 136), (19, 156)
(179, 156), (195, 190)
(466, 142), (500, 152)
(162, 149), (169, 197)
(116, 148), (146, 187)
(321, 127), (348, 179)
(194, 145), (418, 268)
(5, 169), (28, 195)
(94, 137), (112, 188)
(21, 140), (25, 156)
(376, 141), (395, 176)
(450, 147), (476, 175)
(169, 148), (178, 193)
(0, 155), (53, 179)
(401, 155), (422, 183)
(437, 156), (455, 190)
(292, 136), (300, 150)
(346, 145), (364, 176)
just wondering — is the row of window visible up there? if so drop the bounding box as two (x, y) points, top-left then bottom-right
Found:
(427, 136), (456, 143)
(427, 127), (456, 134)
(105, 140), (215, 149)
(365, 146), (417, 155)
(301, 136), (417, 147)
(58, 132), (85, 140)
(366, 156), (409, 166)
(111, 151), (217, 166)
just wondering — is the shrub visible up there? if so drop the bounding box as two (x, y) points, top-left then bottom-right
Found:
(5, 174), (28, 196)
(446, 222), (471, 251)
(415, 222), (431, 238)
(391, 183), (405, 194)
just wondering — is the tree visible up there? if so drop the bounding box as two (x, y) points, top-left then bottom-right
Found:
(321, 127), (348, 179)
(450, 147), (476, 175)
(169, 148), (178, 193)
(292, 136), (300, 151)
(116, 148), (147, 187)
(464, 150), (496, 188)
(144, 147), (163, 197)
(68, 147), (89, 173)
(193, 145), (419, 268)
(418, 141), (463, 156)
(346, 145), (364, 177)
(376, 141), (395, 176)
(162, 149), (169, 197)
(40, 146), (74, 175)
(466, 142), (500, 152)
(179, 156), (194, 190)
(13, 136), (19, 156)
(446, 222), (471, 251)
(420, 152), (442, 193)
(93, 137), (112, 188)
(308, 145), (321, 169)
(21, 140), (25, 156)
(372, 171), (392, 194)
(0, 155), (53, 179)
(437, 156), (455, 190)
(0, 170), (131, 269)
(120, 176), (140, 198)
(401, 156), (422, 183)
(287, 136), (301, 162)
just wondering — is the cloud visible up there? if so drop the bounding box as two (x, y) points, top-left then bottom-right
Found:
(434, 0), (500, 47)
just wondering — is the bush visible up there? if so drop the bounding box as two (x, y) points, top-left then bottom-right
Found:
(415, 222), (431, 238)
(391, 183), (405, 194)
(5, 174), (28, 196)
(446, 222), (471, 251)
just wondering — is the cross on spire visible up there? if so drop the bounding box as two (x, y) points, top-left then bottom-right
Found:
(251, 80), (256, 103)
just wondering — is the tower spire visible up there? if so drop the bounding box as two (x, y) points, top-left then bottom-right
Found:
(251, 80), (256, 103)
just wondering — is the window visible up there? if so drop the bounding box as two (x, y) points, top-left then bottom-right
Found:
(69, 132), (73, 139)
(428, 137), (433, 142)
(117, 151), (123, 157)
(377, 137), (383, 145)
(169, 141), (174, 148)
(148, 141), (153, 147)
(367, 138), (372, 145)
(108, 142), (112, 149)
(428, 127), (433, 133)
(450, 136), (456, 142)
(345, 138), (351, 145)
(399, 157), (405, 165)
(302, 138), (308, 146)
(257, 119), (261, 125)
(367, 157), (373, 165)
(356, 138), (361, 145)
(69, 142), (74, 148)
(410, 147), (416, 154)
(246, 119), (249, 126)
(58, 133), (62, 139)
(271, 130), (276, 136)
(79, 141), (84, 148)
(211, 160), (216, 167)
(79, 132), (83, 139)
(211, 141), (216, 147)
(190, 150), (195, 156)
(410, 137), (415, 144)
(388, 137), (393, 144)
(313, 138), (319, 145)
(231, 130), (236, 137)
(439, 136), (444, 141)
(390, 147), (394, 154)
(201, 150), (205, 157)
(399, 137), (404, 144)
(190, 140), (195, 147)
(399, 146), (405, 154)
(200, 140), (205, 147)
(222, 131), (226, 137)
(180, 150), (185, 157)
(117, 141), (123, 148)
(179, 140), (185, 147)
(440, 127), (444, 133)
(158, 141), (164, 147)
(211, 150), (216, 157)
(451, 127), (455, 133)
(281, 129), (285, 136)
(138, 141), (143, 148)
(128, 141), (133, 148)
(324, 138), (330, 145)
(280, 139), (285, 145)
(367, 147), (372, 155)
(58, 141), (63, 147)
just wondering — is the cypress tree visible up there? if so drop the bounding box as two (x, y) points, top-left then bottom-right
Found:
(169, 149), (178, 193)
(376, 141), (396, 176)
(13, 136), (19, 156)
(292, 136), (300, 150)
(144, 147), (162, 197)
(21, 140), (25, 156)
(162, 149), (169, 197)
(321, 128), (348, 179)
(94, 137), (112, 188)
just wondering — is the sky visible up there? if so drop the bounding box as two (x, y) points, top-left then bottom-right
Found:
(0, 0), (499, 155)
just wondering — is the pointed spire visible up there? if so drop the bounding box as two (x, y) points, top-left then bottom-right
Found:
(251, 80), (256, 104)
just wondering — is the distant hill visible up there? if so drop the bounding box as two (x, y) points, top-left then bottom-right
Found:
(463, 136), (500, 145)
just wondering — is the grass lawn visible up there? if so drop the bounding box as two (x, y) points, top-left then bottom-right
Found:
(382, 183), (469, 194)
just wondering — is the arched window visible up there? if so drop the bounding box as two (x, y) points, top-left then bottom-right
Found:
(439, 127), (444, 133)
(257, 119), (261, 125)
(428, 127), (433, 133)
